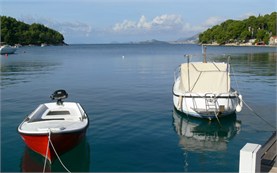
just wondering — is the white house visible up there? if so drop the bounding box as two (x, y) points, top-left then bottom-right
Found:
(269, 36), (277, 45)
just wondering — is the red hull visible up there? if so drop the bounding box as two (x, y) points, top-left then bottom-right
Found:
(21, 138), (90, 172)
(19, 130), (86, 163)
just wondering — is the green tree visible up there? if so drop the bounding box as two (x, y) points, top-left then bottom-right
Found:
(240, 30), (252, 42)
(198, 12), (276, 45)
(0, 16), (65, 45)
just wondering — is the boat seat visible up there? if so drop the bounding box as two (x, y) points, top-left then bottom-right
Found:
(28, 118), (65, 123)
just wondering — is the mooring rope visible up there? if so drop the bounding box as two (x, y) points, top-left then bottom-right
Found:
(214, 111), (222, 127)
(43, 130), (71, 173)
(242, 99), (276, 130)
(230, 61), (275, 130)
(49, 137), (71, 173)
(43, 131), (51, 173)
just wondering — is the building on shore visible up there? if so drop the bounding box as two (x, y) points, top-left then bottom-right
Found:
(269, 36), (277, 46)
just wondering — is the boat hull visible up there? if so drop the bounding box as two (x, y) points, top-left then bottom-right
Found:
(19, 129), (87, 163)
(0, 46), (17, 54)
(21, 138), (90, 172)
(173, 93), (240, 119)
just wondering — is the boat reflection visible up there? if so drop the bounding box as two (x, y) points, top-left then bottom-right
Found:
(172, 108), (241, 152)
(21, 138), (90, 172)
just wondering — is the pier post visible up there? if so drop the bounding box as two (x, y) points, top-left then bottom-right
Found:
(239, 143), (262, 173)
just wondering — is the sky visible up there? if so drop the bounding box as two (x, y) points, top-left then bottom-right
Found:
(1, 0), (276, 44)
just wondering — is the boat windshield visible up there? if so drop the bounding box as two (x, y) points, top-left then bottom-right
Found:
(47, 111), (70, 115)
(28, 104), (48, 123)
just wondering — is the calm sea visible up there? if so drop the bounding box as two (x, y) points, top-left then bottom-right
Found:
(1, 44), (276, 172)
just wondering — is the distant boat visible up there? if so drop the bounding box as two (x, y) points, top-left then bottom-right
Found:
(41, 43), (47, 47)
(0, 45), (17, 54)
(18, 90), (89, 163)
(172, 49), (243, 119)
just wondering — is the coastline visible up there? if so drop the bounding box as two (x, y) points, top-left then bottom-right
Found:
(202, 43), (277, 48)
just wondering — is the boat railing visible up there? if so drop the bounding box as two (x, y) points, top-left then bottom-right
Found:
(76, 103), (88, 121)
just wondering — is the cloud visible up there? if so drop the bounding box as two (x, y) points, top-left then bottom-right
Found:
(137, 15), (151, 29)
(113, 19), (137, 32)
(202, 16), (224, 27)
(152, 14), (183, 29)
(112, 14), (184, 33)
(110, 14), (228, 41)
(112, 15), (153, 32)
(238, 12), (256, 20)
(19, 15), (92, 37)
(111, 14), (226, 37)
(57, 21), (92, 37)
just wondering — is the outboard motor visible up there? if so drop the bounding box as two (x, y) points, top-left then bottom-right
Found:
(50, 89), (68, 105)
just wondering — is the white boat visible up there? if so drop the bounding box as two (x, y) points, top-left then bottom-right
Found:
(18, 90), (89, 163)
(41, 43), (47, 47)
(0, 45), (17, 54)
(173, 54), (243, 119)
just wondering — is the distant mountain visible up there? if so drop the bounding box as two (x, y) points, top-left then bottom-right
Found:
(125, 36), (199, 45)
(135, 39), (170, 44)
(129, 37), (200, 44)
(173, 34), (199, 44)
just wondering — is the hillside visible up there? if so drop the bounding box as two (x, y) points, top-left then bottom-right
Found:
(137, 39), (170, 44)
(199, 12), (276, 45)
(1, 16), (65, 45)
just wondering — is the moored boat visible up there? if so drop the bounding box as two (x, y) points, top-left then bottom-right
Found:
(18, 90), (89, 163)
(0, 45), (17, 54)
(172, 51), (243, 119)
(41, 43), (47, 47)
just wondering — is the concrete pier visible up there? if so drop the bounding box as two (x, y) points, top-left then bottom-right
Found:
(239, 131), (277, 173)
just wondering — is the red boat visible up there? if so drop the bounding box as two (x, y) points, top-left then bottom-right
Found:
(18, 90), (89, 163)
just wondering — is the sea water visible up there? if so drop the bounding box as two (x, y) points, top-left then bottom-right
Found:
(1, 44), (276, 172)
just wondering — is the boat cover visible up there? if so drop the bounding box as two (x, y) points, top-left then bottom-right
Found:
(179, 62), (230, 93)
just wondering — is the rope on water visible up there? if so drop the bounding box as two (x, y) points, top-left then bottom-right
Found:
(242, 99), (276, 130)
(49, 135), (71, 173)
(43, 131), (50, 173)
(230, 61), (275, 130)
(43, 129), (71, 173)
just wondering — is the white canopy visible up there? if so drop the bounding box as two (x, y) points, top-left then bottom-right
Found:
(179, 62), (230, 93)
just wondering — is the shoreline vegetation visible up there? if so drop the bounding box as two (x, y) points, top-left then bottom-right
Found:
(201, 43), (277, 48)
(199, 12), (277, 46)
(1, 16), (66, 46)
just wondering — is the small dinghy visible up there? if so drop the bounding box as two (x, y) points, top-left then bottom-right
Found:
(18, 90), (89, 163)
(0, 45), (17, 54)
(173, 50), (243, 120)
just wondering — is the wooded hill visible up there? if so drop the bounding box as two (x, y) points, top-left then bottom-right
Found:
(199, 12), (276, 45)
(1, 16), (65, 45)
